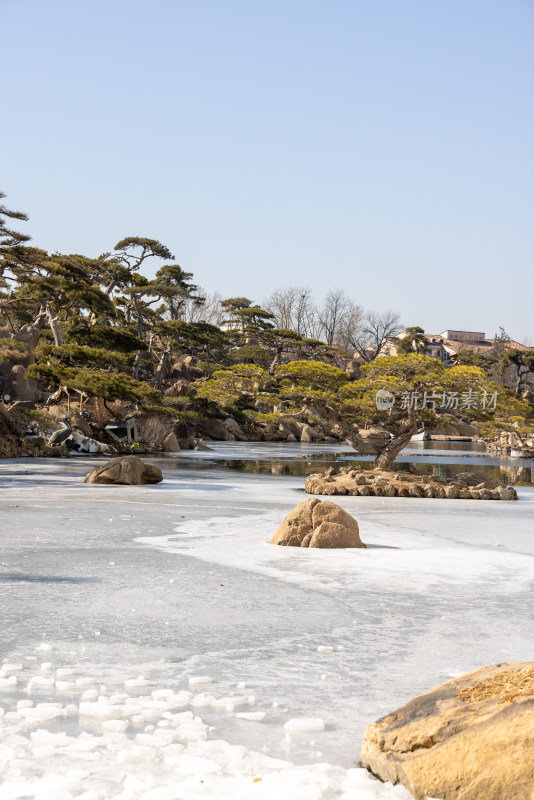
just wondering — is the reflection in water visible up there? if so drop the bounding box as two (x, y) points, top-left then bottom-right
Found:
(174, 454), (534, 486)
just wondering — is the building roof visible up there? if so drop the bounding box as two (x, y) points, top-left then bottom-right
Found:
(440, 337), (533, 355)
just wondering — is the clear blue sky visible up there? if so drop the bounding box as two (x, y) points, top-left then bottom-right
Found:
(3, 0), (533, 341)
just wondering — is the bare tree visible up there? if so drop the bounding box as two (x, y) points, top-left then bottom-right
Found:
(316, 289), (362, 347)
(349, 309), (403, 362)
(183, 289), (224, 325)
(332, 301), (365, 349)
(265, 287), (399, 359)
(264, 286), (316, 337)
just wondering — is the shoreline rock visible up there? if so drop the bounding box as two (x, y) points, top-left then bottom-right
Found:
(361, 662), (534, 800)
(305, 467), (518, 500)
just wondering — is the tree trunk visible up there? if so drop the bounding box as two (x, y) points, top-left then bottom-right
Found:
(155, 346), (170, 390)
(132, 350), (142, 380)
(374, 425), (417, 470)
(33, 307), (48, 329)
(269, 345), (283, 376)
(46, 303), (63, 346)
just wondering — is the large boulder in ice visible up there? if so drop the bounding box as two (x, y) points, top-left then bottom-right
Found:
(270, 498), (365, 548)
(361, 661), (534, 800)
(84, 455), (163, 485)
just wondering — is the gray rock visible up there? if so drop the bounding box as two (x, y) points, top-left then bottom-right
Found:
(201, 418), (231, 441)
(224, 417), (248, 441)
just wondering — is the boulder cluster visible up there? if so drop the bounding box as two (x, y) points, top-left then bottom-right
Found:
(305, 467), (518, 500)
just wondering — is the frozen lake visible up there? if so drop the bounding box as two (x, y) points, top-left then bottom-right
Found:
(0, 444), (533, 799)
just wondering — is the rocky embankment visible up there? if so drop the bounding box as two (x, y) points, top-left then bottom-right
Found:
(0, 404), (61, 459)
(305, 467), (518, 500)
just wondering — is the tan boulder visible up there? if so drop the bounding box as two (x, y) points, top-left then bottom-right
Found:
(164, 379), (191, 397)
(202, 417), (232, 440)
(13, 323), (40, 354)
(408, 483), (424, 497)
(8, 364), (42, 403)
(361, 662), (534, 800)
(84, 455), (163, 485)
(374, 476), (388, 487)
(299, 424), (314, 443)
(162, 432), (180, 452)
(270, 498), (365, 549)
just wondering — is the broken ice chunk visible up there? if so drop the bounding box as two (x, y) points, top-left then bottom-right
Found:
(125, 675), (150, 688)
(188, 676), (213, 687)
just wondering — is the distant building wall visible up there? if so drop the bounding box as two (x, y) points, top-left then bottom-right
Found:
(440, 330), (486, 344)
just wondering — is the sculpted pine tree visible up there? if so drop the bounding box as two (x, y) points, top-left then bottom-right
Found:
(148, 264), (204, 321)
(0, 192), (31, 251)
(3, 248), (115, 345)
(196, 363), (272, 408)
(397, 326), (428, 355)
(221, 297), (275, 335)
(67, 321), (146, 354)
(103, 237), (174, 296)
(340, 355), (515, 470)
(0, 192), (32, 327)
(27, 361), (160, 413)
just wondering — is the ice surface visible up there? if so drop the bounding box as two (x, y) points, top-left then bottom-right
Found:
(284, 718), (326, 733)
(0, 448), (533, 798)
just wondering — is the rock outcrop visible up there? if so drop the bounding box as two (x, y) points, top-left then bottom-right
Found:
(13, 324), (40, 359)
(84, 455), (163, 485)
(5, 364), (43, 404)
(224, 417), (248, 441)
(0, 403), (52, 458)
(270, 498), (366, 549)
(201, 418), (233, 441)
(361, 662), (534, 800)
(305, 467), (518, 501)
(162, 432), (180, 452)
